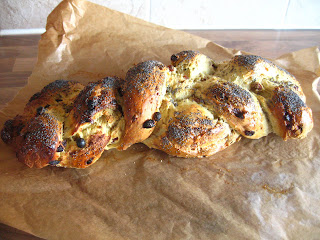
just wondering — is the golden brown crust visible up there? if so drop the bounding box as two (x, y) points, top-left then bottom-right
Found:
(25, 80), (84, 116)
(66, 77), (121, 136)
(1, 115), (25, 147)
(170, 50), (200, 67)
(119, 60), (169, 150)
(228, 55), (294, 78)
(217, 54), (305, 99)
(59, 77), (124, 168)
(267, 86), (313, 140)
(1, 80), (83, 168)
(63, 133), (110, 168)
(200, 79), (268, 139)
(0, 52), (314, 168)
(230, 55), (296, 80)
(1, 78), (125, 168)
(143, 100), (240, 157)
(169, 50), (215, 81)
(16, 112), (63, 168)
(215, 54), (313, 140)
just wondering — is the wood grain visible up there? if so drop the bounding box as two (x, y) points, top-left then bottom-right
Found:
(0, 30), (319, 110)
(0, 30), (319, 239)
(186, 29), (320, 59)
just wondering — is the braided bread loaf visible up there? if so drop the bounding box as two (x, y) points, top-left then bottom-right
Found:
(1, 51), (313, 168)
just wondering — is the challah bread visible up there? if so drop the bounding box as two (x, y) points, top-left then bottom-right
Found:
(1, 51), (313, 168)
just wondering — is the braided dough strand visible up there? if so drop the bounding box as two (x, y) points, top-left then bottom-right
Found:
(1, 51), (313, 168)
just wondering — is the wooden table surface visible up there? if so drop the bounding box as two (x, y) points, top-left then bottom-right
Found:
(0, 30), (320, 110)
(0, 30), (319, 239)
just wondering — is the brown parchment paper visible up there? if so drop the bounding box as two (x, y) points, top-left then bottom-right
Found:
(1, 0), (320, 239)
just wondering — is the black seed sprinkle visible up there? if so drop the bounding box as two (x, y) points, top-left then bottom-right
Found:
(55, 99), (63, 102)
(76, 138), (86, 148)
(44, 80), (70, 91)
(17, 124), (24, 135)
(49, 160), (60, 166)
(286, 123), (293, 130)
(233, 108), (245, 119)
(117, 104), (124, 116)
(29, 92), (41, 102)
(143, 119), (156, 128)
(245, 130), (255, 136)
(23, 132), (30, 140)
(44, 104), (50, 108)
(84, 117), (91, 123)
(111, 99), (117, 105)
(4, 119), (13, 128)
(86, 158), (93, 165)
(87, 99), (95, 110)
(57, 145), (64, 152)
(219, 92), (226, 100)
(118, 87), (124, 97)
(153, 112), (162, 121)
(36, 106), (45, 115)
(284, 112), (292, 122)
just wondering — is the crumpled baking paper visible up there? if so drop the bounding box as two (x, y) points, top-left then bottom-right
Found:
(0, 0), (319, 239)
